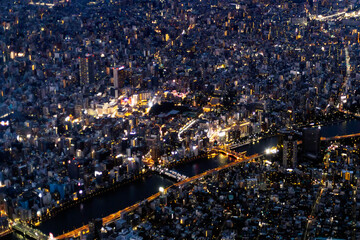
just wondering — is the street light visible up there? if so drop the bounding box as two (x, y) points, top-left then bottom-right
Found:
(159, 187), (164, 193)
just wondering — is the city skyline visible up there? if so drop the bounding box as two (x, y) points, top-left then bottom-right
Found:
(0, 0), (359, 239)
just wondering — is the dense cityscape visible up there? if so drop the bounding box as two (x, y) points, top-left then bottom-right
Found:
(0, 0), (359, 239)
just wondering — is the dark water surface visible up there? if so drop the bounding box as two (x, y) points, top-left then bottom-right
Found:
(11, 119), (360, 238)
(320, 119), (360, 138)
(37, 175), (173, 236)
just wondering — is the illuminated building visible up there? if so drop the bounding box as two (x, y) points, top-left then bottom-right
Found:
(79, 54), (94, 85)
(278, 129), (298, 168)
(112, 66), (126, 89)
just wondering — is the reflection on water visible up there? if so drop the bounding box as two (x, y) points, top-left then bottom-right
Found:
(10, 119), (360, 239)
(234, 119), (360, 155)
(174, 153), (229, 177)
(37, 175), (173, 236)
(7, 232), (27, 240)
(235, 136), (279, 156)
(320, 119), (360, 138)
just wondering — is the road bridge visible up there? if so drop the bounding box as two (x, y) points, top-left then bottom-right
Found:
(210, 146), (247, 162)
(152, 167), (188, 182)
(226, 140), (252, 150)
(320, 132), (360, 141)
(12, 222), (48, 240)
(56, 151), (261, 239)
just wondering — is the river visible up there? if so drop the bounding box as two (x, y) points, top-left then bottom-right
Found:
(37, 175), (173, 236)
(320, 119), (360, 137)
(10, 119), (360, 238)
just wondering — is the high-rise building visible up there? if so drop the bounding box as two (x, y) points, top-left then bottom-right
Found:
(278, 129), (298, 168)
(312, 0), (318, 14)
(302, 127), (321, 160)
(68, 160), (80, 179)
(283, 136), (297, 168)
(112, 66), (126, 89)
(79, 54), (94, 85)
(89, 218), (102, 239)
(151, 143), (162, 163)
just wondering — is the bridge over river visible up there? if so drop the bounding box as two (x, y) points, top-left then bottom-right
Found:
(12, 222), (49, 240)
(55, 150), (261, 239)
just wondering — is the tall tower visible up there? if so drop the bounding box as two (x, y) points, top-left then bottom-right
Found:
(79, 54), (94, 85)
(278, 129), (298, 168)
(302, 127), (321, 160)
(283, 136), (297, 168)
(313, 0), (318, 14)
(112, 66), (126, 89)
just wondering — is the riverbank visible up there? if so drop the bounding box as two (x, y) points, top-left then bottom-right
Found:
(33, 152), (216, 229)
(30, 115), (358, 227)
(37, 174), (174, 236)
(32, 151), (217, 232)
(35, 150), (233, 235)
(296, 111), (356, 129)
(31, 171), (152, 227)
(29, 118), (360, 236)
(166, 152), (209, 168)
(55, 153), (265, 239)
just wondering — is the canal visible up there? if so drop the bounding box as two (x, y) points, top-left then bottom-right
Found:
(10, 119), (360, 238)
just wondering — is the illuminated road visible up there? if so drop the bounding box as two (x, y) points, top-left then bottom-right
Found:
(339, 108), (360, 118)
(296, 132), (360, 145)
(178, 118), (199, 141)
(56, 151), (261, 239)
(303, 153), (328, 240)
(28, 1), (55, 8)
(303, 187), (325, 240)
(344, 46), (351, 93)
(320, 132), (360, 141)
(54, 132), (360, 239)
(311, 6), (360, 21)
(0, 229), (12, 238)
(338, 46), (351, 109)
